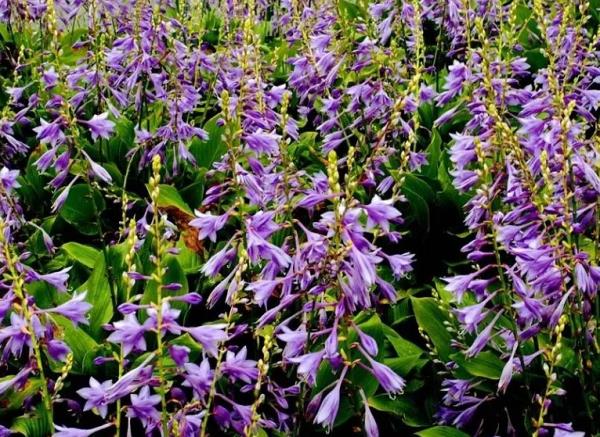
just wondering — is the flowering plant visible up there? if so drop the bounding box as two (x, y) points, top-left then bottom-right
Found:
(0, 1), (599, 436)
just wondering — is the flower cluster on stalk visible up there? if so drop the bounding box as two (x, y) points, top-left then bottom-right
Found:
(1, 0), (600, 436)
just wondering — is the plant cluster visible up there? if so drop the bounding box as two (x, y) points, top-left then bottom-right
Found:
(0, 0), (599, 436)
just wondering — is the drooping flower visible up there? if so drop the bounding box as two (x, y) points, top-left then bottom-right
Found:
(81, 113), (115, 141)
(185, 324), (229, 357)
(77, 377), (113, 417)
(44, 292), (92, 326)
(107, 314), (148, 356)
(189, 211), (229, 242)
(53, 423), (114, 437)
(314, 367), (347, 430)
(26, 266), (71, 293)
(127, 386), (161, 430)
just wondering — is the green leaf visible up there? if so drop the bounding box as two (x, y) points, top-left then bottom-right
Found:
(106, 117), (135, 164)
(142, 256), (189, 308)
(385, 356), (427, 376)
(382, 324), (424, 357)
(403, 174), (436, 204)
(368, 394), (428, 426)
(179, 175), (206, 210)
(416, 426), (470, 437)
(3, 378), (43, 412)
(190, 115), (227, 169)
(338, 0), (367, 20)
(422, 130), (442, 179)
(402, 185), (430, 231)
(149, 184), (194, 216)
(175, 239), (202, 274)
(54, 315), (102, 374)
(451, 351), (504, 380)
(78, 255), (114, 338)
(61, 242), (100, 269)
(411, 297), (452, 361)
(10, 407), (51, 437)
(58, 184), (105, 235)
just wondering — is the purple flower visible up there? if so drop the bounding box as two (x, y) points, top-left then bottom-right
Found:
(48, 339), (71, 361)
(0, 167), (19, 191)
(33, 118), (65, 146)
(0, 366), (31, 395)
(201, 244), (236, 277)
(82, 151), (112, 184)
(362, 196), (402, 231)
(146, 302), (181, 335)
(354, 324), (379, 356)
(245, 130), (281, 154)
(436, 61), (471, 104)
(77, 377), (113, 417)
(186, 324), (228, 357)
(45, 292), (92, 326)
(26, 266), (71, 293)
(385, 252), (414, 279)
(442, 379), (471, 405)
(349, 246), (381, 287)
(107, 314), (148, 355)
(81, 113), (115, 141)
(364, 402), (379, 437)
(183, 359), (213, 398)
(454, 292), (496, 333)
(169, 345), (190, 366)
(547, 423), (585, 437)
(189, 211), (229, 242)
(247, 278), (281, 306)
(289, 350), (326, 385)
(466, 310), (504, 357)
(498, 342), (518, 394)
(364, 355), (405, 394)
(127, 386), (161, 430)
(0, 313), (30, 357)
(54, 423), (114, 437)
(247, 227), (292, 268)
(314, 367), (347, 430)
(41, 67), (58, 89)
(52, 177), (78, 212)
(221, 346), (259, 383)
(442, 270), (483, 302)
(171, 292), (203, 305)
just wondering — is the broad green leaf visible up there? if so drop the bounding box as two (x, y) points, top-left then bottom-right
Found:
(58, 184), (105, 235)
(175, 239), (202, 274)
(411, 297), (452, 361)
(54, 315), (102, 374)
(179, 175), (206, 210)
(416, 426), (470, 437)
(403, 174), (436, 204)
(77, 255), (114, 338)
(402, 185), (430, 231)
(422, 130), (442, 179)
(368, 394), (429, 426)
(385, 355), (427, 376)
(339, 0), (367, 20)
(142, 256), (189, 308)
(149, 184), (194, 216)
(61, 242), (100, 269)
(190, 115), (227, 169)
(451, 351), (504, 380)
(382, 324), (423, 356)
(10, 406), (51, 437)
(106, 117), (135, 164)
(26, 281), (58, 310)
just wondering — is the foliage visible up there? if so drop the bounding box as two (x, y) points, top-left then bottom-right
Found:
(0, 1), (599, 437)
